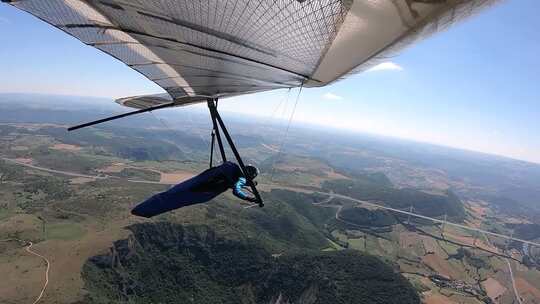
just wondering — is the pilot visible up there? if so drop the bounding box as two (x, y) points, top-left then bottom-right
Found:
(232, 165), (259, 202)
(131, 161), (260, 218)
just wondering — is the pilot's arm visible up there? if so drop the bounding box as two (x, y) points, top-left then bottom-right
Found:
(233, 177), (257, 202)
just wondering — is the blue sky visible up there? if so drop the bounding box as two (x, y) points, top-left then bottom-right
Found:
(1, 1), (539, 163)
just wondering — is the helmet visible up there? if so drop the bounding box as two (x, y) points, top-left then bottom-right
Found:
(245, 165), (259, 180)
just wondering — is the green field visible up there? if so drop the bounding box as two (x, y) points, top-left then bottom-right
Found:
(45, 222), (86, 240)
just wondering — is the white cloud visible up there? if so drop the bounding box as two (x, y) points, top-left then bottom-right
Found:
(322, 92), (343, 101)
(367, 61), (403, 72)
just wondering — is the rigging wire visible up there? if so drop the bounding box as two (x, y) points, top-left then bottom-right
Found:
(184, 107), (211, 148)
(233, 88), (291, 209)
(278, 88), (293, 128)
(269, 83), (304, 181)
(148, 110), (192, 162)
(259, 88), (292, 142)
(151, 108), (211, 153)
(270, 88), (292, 124)
(150, 110), (176, 137)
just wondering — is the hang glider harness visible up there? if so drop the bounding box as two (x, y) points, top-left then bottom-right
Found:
(67, 98), (264, 207)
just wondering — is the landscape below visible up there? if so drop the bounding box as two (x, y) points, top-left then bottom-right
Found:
(1, 94), (540, 304)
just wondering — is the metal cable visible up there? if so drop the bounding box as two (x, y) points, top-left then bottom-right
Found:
(269, 83), (303, 181)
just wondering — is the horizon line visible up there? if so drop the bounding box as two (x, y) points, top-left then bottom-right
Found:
(0, 91), (538, 166)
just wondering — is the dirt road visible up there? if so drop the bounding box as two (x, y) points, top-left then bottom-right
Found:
(0, 239), (50, 304)
(25, 241), (50, 304)
(482, 233), (523, 304)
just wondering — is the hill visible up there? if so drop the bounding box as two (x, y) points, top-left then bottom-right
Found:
(82, 223), (420, 304)
(322, 175), (466, 221)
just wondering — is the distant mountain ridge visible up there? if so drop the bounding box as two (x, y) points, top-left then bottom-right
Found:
(1, 93), (539, 213)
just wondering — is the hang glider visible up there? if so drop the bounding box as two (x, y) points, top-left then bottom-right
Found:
(4, 0), (497, 109)
(3, 0), (498, 208)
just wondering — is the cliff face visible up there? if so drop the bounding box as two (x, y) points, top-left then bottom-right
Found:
(81, 222), (420, 304)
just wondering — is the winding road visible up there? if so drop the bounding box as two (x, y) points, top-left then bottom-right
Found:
(482, 233), (523, 304)
(0, 239), (50, 304)
(25, 241), (50, 304)
(505, 258), (523, 304)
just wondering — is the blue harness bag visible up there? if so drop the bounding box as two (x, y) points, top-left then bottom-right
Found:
(131, 161), (242, 218)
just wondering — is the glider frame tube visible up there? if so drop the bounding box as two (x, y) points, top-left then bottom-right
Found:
(66, 96), (263, 206)
(67, 102), (176, 131)
(208, 100), (227, 164)
(207, 98), (264, 207)
(209, 129), (216, 167)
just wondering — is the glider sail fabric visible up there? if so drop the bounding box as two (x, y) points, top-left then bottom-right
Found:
(115, 93), (205, 109)
(5, 0), (496, 108)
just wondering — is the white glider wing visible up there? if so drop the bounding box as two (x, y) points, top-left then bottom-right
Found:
(5, 0), (497, 108)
